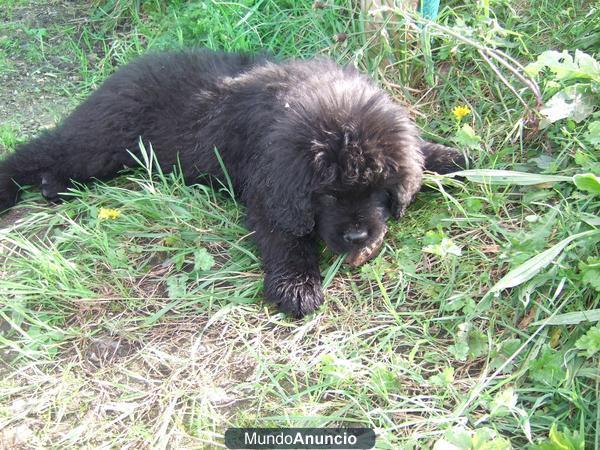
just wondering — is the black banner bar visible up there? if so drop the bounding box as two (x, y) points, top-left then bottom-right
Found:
(224, 428), (376, 449)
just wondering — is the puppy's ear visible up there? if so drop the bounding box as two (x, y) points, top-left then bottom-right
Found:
(421, 141), (469, 174)
(387, 141), (468, 219)
(259, 150), (315, 237)
(388, 172), (423, 219)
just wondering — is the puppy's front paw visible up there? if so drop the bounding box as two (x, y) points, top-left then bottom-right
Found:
(264, 271), (324, 318)
(40, 172), (68, 203)
(0, 179), (19, 213)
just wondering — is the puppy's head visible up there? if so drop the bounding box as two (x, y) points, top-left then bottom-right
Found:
(307, 96), (423, 256)
(259, 68), (424, 258)
(312, 188), (391, 256)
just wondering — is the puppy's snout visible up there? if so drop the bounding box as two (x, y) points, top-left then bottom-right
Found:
(343, 228), (369, 245)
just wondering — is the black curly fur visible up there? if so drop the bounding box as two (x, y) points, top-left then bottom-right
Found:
(0, 49), (467, 317)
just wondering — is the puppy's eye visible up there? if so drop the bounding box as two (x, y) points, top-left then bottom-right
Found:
(373, 190), (390, 205)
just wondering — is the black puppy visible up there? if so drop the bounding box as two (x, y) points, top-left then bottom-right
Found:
(0, 50), (466, 317)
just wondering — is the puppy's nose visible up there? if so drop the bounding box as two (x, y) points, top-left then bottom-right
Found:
(343, 229), (369, 245)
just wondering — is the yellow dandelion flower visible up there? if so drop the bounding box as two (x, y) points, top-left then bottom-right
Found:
(98, 207), (121, 220)
(452, 105), (471, 120)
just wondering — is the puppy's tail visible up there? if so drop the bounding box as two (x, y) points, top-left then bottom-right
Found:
(0, 133), (56, 213)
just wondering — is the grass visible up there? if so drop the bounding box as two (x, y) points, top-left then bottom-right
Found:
(0, 0), (599, 448)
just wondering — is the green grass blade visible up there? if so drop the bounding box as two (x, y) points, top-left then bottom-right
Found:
(531, 309), (600, 326)
(214, 146), (237, 204)
(490, 229), (600, 293)
(446, 169), (572, 185)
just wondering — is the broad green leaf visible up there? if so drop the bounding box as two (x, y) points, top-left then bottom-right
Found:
(489, 230), (599, 293)
(490, 338), (522, 372)
(573, 173), (600, 195)
(530, 154), (555, 170)
(319, 353), (360, 385)
(528, 346), (565, 387)
(423, 237), (462, 258)
(531, 309), (600, 326)
(447, 170), (571, 185)
(525, 49), (600, 82)
(528, 423), (585, 450)
(167, 274), (188, 299)
(490, 387), (518, 416)
(424, 229), (445, 245)
(433, 429), (472, 450)
(539, 84), (596, 127)
(466, 329), (487, 358)
(471, 428), (511, 450)
(583, 120), (600, 146)
(574, 49), (600, 80)
(444, 295), (475, 313)
(434, 427), (511, 450)
(429, 367), (455, 387)
(370, 364), (399, 394)
(465, 197), (484, 212)
(579, 212), (600, 226)
(575, 325), (600, 358)
(454, 124), (482, 149)
(449, 322), (487, 361)
(449, 341), (469, 361)
(580, 258), (600, 291)
(525, 50), (576, 78)
(194, 248), (215, 272)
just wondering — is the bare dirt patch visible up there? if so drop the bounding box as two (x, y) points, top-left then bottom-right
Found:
(0, 0), (89, 138)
